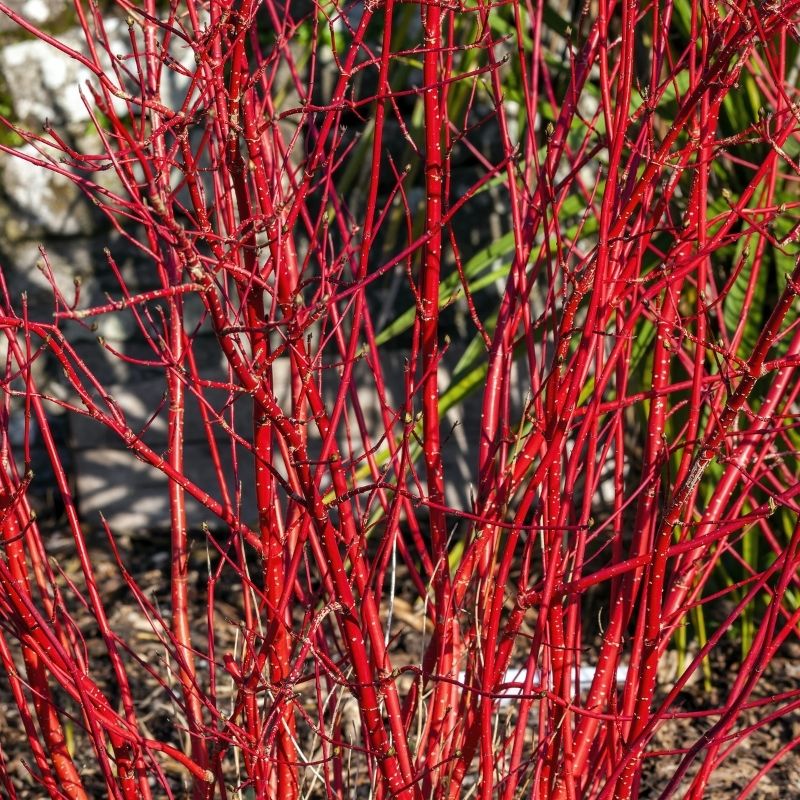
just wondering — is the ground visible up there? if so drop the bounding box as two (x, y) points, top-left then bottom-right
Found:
(2, 528), (799, 798)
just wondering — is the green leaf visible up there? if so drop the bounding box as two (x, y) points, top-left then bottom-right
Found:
(375, 229), (517, 346)
(723, 241), (767, 357)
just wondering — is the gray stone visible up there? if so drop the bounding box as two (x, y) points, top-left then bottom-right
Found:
(75, 442), (258, 532)
(0, 9), (526, 537)
(0, 18), (195, 129)
(0, 235), (153, 319)
(66, 345), (518, 532)
(69, 369), (255, 450)
(0, 0), (71, 33)
(0, 143), (99, 240)
(0, 28), (121, 127)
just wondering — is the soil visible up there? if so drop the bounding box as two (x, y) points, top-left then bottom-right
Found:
(2, 528), (799, 799)
(639, 640), (800, 798)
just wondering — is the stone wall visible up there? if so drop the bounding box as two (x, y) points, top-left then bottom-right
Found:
(0, 1), (519, 533)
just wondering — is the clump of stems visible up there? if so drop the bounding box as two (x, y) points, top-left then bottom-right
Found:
(1, 0), (800, 797)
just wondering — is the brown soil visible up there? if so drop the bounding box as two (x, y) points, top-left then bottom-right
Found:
(2, 529), (799, 799)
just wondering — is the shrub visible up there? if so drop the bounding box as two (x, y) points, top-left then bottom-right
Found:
(1, 0), (799, 797)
